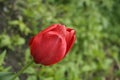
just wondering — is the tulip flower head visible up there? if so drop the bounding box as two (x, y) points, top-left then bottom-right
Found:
(29, 24), (76, 66)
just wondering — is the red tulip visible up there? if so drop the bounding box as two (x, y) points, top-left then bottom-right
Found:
(29, 24), (76, 66)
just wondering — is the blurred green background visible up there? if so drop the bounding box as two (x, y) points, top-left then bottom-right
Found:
(0, 0), (120, 80)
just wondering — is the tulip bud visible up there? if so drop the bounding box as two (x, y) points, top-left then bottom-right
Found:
(29, 24), (76, 66)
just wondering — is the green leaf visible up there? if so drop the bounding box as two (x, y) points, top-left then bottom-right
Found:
(9, 20), (19, 25)
(27, 76), (37, 80)
(11, 35), (25, 46)
(0, 35), (11, 47)
(0, 50), (6, 66)
(0, 72), (19, 80)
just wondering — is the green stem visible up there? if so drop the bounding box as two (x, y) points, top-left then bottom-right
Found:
(11, 60), (34, 80)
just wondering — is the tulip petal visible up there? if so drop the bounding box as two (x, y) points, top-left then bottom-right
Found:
(65, 28), (76, 54)
(30, 31), (66, 65)
(41, 24), (66, 37)
(30, 34), (43, 58)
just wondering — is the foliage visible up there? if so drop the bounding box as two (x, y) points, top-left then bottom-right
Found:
(0, 0), (120, 80)
(0, 50), (11, 72)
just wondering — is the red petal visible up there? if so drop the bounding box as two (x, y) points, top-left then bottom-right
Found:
(30, 34), (43, 58)
(30, 31), (66, 65)
(41, 24), (66, 37)
(65, 28), (76, 54)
